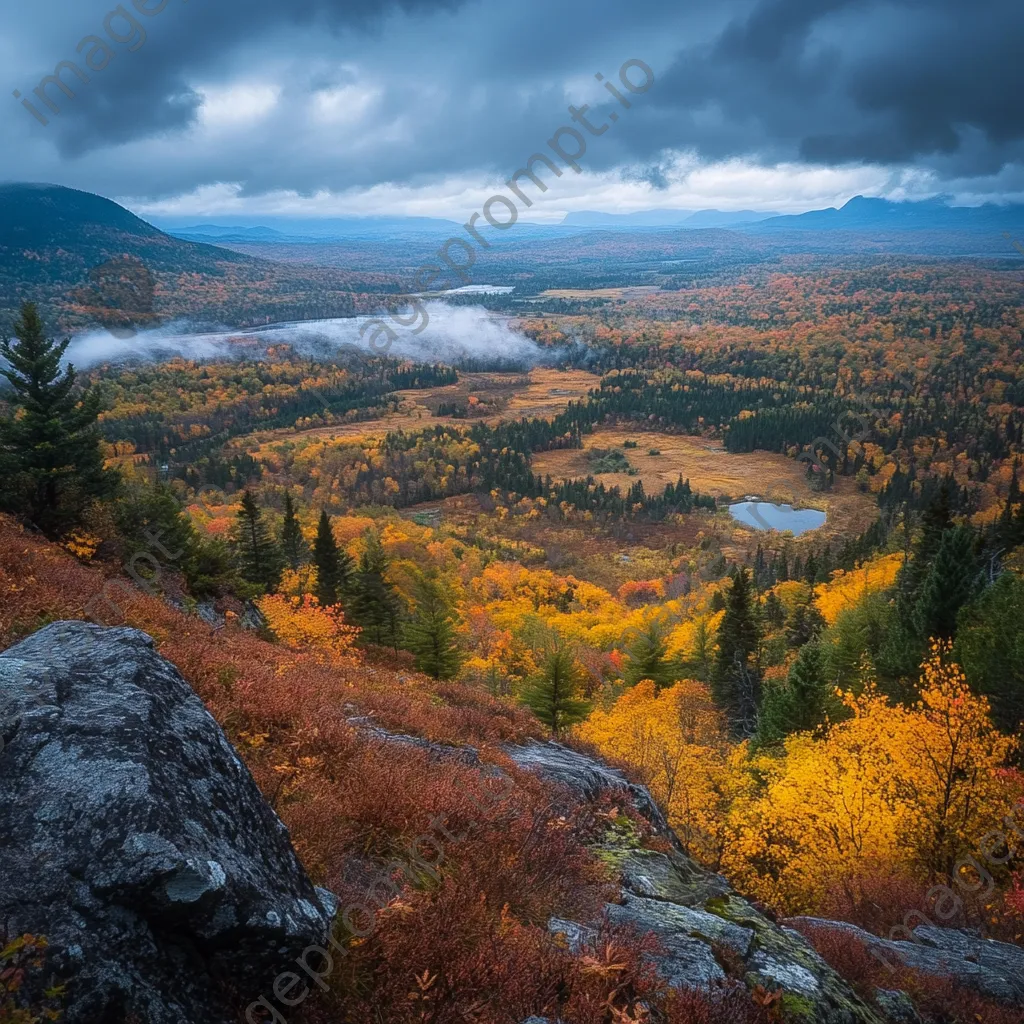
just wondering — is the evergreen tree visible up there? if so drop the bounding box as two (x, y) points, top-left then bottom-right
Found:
(956, 572), (1024, 737)
(753, 544), (768, 590)
(280, 491), (307, 571)
(0, 302), (116, 535)
(756, 641), (838, 748)
(803, 553), (818, 584)
(775, 549), (789, 582)
(763, 591), (786, 630)
(111, 478), (234, 596)
(685, 616), (715, 683)
(520, 646), (591, 737)
(312, 510), (352, 607)
(897, 481), (953, 606)
(112, 479), (196, 566)
(997, 462), (1024, 550)
(712, 569), (761, 733)
(404, 573), (462, 680)
(351, 530), (402, 646)
(623, 619), (674, 688)
(786, 593), (827, 647)
(234, 490), (284, 592)
(912, 525), (979, 639)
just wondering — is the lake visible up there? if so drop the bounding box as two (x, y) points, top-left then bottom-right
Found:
(728, 501), (826, 536)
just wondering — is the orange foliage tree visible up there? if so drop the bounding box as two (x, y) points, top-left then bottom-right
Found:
(256, 593), (361, 664)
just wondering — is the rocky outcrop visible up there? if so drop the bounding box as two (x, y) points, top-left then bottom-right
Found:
(507, 740), (887, 1024)
(790, 917), (1024, 1006)
(0, 622), (335, 1024)
(508, 740), (1024, 1020)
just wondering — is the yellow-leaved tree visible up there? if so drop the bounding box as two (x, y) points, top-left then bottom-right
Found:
(722, 643), (1017, 912)
(579, 679), (742, 866)
(580, 643), (1017, 916)
(257, 594), (361, 665)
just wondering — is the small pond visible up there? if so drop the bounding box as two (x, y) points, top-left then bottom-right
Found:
(728, 501), (826, 536)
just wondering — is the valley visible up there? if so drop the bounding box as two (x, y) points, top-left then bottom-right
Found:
(2, 183), (1024, 1024)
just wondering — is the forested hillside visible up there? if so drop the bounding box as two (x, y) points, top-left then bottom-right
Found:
(0, 185), (400, 329)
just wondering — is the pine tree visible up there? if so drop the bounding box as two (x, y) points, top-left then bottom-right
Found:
(803, 553), (818, 584)
(753, 544), (768, 590)
(786, 593), (826, 647)
(756, 641), (838, 748)
(955, 571), (1024, 736)
(898, 481), (953, 607)
(280, 491), (307, 571)
(912, 525), (979, 639)
(312, 510), (352, 607)
(404, 573), (462, 680)
(687, 616), (714, 683)
(775, 549), (789, 582)
(234, 490), (284, 592)
(520, 646), (591, 737)
(763, 591), (786, 630)
(997, 461), (1023, 549)
(623, 619), (674, 688)
(350, 530), (402, 646)
(712, 569), (761, 734)
(0, 302), (116, 535)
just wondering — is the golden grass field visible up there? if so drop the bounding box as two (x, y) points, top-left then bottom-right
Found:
(532, 429), (879, 544)
(246, 367), (600, 448)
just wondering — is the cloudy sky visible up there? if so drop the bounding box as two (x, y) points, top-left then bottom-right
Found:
(3, 0), (1023, 221)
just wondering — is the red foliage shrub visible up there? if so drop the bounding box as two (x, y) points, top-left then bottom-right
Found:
(1010, 874), (1024, 918)
(817, 867), (936, 936)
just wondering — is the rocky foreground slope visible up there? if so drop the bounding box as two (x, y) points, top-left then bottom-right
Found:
(0, 622), (336, 1023)
(1, 622), (1022, 1023)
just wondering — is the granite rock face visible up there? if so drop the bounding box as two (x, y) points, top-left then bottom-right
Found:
(509, 740), (886, 1024)
(510, 740), (1024, 1020)
(790, 917), (1024, 1006)
(0, 622), (334, 1024)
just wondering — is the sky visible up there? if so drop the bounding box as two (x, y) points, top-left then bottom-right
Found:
(3, 0), (1023, 222)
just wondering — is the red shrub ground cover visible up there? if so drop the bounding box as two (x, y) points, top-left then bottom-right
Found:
(0, 517), (772, 1022)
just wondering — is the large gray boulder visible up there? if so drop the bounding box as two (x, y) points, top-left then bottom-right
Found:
(0, 621), (335, 1024)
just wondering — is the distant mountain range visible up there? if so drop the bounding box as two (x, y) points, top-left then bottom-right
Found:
(752, 196), (1024, 233)
(562, 197), (1024, 233)
(1, 183), (1022, 333)
(561, 209), (779, 228)
(158, 196), (1024, 243)
(156, 215), (463, 244)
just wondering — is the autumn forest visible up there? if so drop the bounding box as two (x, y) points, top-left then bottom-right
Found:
(2, 233), (1024, 1024)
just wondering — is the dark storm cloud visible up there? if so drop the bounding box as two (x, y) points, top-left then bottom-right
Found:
(9, 0), (463, 154)
(3, 0), (1024, 202)
(646, 0), (1024, 174)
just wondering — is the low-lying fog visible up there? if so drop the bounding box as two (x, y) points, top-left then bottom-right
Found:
(64, 303), (552, 371)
